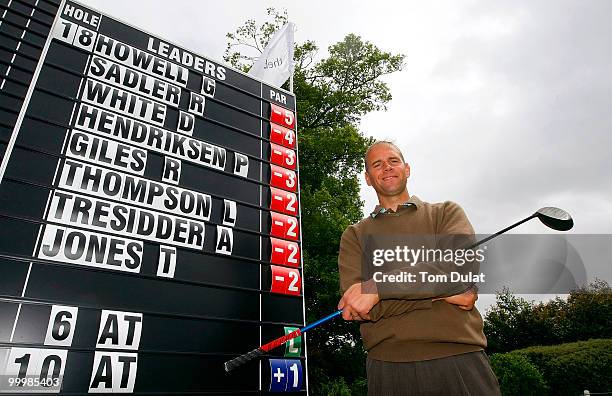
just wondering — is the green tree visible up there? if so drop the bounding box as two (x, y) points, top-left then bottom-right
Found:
(484, 287), (536, 353)
(225, 9), (404, 393)
(564, 278), (612, 340)
(484, 280), (612, 353)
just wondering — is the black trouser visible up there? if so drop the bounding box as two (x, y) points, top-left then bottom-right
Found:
(366, 351), (501, 396)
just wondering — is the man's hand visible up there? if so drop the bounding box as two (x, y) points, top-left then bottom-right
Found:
(338, 282), (380, 321)
(434, 286), (478, 310)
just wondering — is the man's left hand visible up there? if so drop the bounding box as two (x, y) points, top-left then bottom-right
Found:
(338, 282), (380, 321)
(434, 286), (478, 310)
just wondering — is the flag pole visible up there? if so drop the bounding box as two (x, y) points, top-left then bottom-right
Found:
(290, 23), (295, 93)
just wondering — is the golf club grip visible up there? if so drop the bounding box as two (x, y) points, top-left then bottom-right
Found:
(224, 330), (302, 372)
(224, 347), (264, 372)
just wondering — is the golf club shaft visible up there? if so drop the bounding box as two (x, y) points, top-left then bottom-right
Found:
(466, 214), (536, 249)
(302, 310), (343, 332)
(225, 212), (543, 372)
(224, 310), (342, 372)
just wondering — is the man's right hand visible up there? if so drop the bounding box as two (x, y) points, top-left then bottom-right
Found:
(434, 286), (478, 310)
(338, 282), (380, 321)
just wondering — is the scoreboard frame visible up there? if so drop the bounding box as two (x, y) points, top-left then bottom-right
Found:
(0, 0), (309, 394)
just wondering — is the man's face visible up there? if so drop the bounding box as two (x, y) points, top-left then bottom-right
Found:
(364, 144), (410, 197)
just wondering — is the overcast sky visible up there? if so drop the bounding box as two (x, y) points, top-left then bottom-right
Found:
(79, 0), (612, 310)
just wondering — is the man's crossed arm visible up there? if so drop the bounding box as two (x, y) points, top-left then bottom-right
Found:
(338, 281), (478, 321)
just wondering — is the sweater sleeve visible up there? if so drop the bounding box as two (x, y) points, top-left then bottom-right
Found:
(375, 201), (479, 300)
(338, 225), (432, 322)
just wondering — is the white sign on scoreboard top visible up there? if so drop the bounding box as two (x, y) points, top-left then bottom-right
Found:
(61, 0), (297, 110)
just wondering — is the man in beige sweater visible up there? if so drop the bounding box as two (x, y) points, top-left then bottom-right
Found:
(337, 141), (501, 395)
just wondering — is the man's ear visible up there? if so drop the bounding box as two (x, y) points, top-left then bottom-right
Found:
(405, 163), (411, 179)
(365, 170), (372, 186)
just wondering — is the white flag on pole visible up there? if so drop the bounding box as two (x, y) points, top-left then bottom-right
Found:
(248, 22), (295, 87)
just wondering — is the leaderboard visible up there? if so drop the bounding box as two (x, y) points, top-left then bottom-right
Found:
(0, 0), (306, 394)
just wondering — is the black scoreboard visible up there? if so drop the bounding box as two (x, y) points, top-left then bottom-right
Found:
(0, 0), (307, 394)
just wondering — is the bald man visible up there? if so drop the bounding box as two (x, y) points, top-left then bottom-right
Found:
(337, 141), (500, 395)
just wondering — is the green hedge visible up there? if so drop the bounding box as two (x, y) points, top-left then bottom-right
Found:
(515, 339), (612, 396)
(491, 339), (612, 396)
(490, 353), (548, 395)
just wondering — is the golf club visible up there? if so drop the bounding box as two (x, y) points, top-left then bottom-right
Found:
(467, 207), (574, 249)
(224, 206), (573, 372)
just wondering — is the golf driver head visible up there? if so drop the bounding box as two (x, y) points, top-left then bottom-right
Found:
(535, 207), (574, 231)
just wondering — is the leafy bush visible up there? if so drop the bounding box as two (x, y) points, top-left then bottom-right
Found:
(515, 339), (612, 396)
(490, 353), (548, 396)
(319, 376), (351, 396)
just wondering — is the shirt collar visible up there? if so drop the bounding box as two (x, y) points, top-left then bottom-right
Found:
(370, 195), (423, 218)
